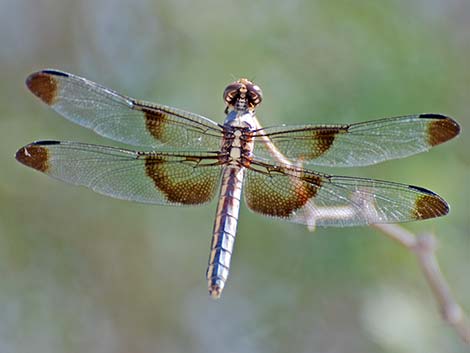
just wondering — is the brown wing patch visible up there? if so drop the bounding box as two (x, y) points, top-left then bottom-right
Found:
(268, 126), (345, 161)
(245, 167), (323, 218)
(306, 128), (343, 159)
(16, 143), (50, 172)
(26, 72), (59, 105)
(142, 108), (167, 141)
(144, 156), (216, 204)
(411, 188), (449, 220)
(422, 114), (460, 146)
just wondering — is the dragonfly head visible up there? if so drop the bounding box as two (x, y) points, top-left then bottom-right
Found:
(223, 78), (263, 114)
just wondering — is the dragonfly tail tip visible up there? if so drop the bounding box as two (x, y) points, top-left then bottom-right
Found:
(208, 285), (223, 299)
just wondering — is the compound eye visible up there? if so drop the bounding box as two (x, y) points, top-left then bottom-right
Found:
(246, 83), (263, 107)
(223, 82), (244, 104)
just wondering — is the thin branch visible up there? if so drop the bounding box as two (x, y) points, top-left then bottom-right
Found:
(372, 223), (470, 344)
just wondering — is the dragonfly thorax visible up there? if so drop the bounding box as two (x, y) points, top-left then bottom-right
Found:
(221, 112), (255, 166)
(223, 110), (255, 129)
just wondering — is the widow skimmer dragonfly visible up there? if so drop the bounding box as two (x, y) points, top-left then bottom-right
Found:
(16, 70), (460, 298)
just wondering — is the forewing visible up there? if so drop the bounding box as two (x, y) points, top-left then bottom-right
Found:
(244, 160), (448, 227)
(16, 141), (222, 205)
(26, 70), (224, 149)
(253, 114), (459, 167)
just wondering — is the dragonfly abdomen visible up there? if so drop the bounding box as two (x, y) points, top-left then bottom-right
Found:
(206, 166), (245, 298)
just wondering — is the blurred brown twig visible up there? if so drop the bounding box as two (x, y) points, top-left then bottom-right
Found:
(372, 223), (470, 344)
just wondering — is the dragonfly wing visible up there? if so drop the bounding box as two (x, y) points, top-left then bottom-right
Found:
(16, 141), (222, 205)
(253, 114), (459, 167)
(26, 70), (224, 149)
(244, 160), (448, 227)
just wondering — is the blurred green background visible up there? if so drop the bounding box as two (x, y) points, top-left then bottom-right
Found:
(1, 0), (469, 352)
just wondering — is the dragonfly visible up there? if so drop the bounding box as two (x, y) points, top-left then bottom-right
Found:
(16, 69), (460, 298)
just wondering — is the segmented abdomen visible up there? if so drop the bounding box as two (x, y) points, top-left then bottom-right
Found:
(206, 166), (244, 298)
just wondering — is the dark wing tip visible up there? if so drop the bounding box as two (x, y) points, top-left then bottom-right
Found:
(408, 184), (437, 195)
(409, 185), (449, 219)
(419, 113), (449, 120)
(15, 142), (52, 172)
(40, 69), (69, 77)
(26, 70), (62, 105)
(31, 140), (61, 146)
(419, 114), (461, 146)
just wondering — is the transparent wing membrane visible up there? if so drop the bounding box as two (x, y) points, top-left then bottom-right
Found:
(253, 114), (459, 167)
(16, 141), (222, 205)
(26, 70), (224, 149)
(244, 160), (448, 227)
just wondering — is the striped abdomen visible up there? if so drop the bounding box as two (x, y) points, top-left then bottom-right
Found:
(206, 165), (245, 298)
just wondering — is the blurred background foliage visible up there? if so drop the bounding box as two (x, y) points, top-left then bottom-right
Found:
(0, 0), (469, 352)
